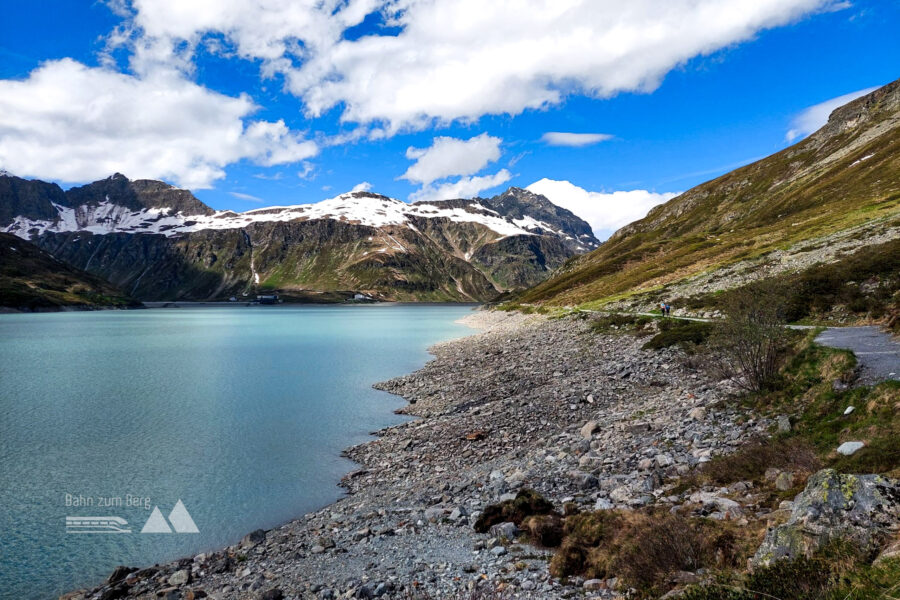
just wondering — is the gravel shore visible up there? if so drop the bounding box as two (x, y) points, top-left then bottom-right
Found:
(69, 310), (774, 600)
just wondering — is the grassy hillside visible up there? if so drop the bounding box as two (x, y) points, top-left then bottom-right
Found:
(0, 233), (138, 310)
(519, 79), (900, 308)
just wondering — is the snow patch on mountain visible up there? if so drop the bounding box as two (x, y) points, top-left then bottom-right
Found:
(4, 192), (550, 240)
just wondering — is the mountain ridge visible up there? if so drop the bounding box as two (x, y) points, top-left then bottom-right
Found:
(518, 77), (900, 308)
(0, 175), (599, 302)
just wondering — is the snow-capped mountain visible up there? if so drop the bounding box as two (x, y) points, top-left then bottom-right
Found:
(0, 173), (599, 302)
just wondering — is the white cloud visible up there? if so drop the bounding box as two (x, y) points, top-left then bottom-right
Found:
(785, 86), (879, 142)
(401, 134), (502, 185)
(351, 181), (373, 192)
(297, 161), (315, 180)
(229, 191), (265, 203)
(526, 178), (678, 240)
(541, 132), (613, 147)
(113, 0), (835, 135)
(0, 59), (317, 188)
(410, 170), (512, 202)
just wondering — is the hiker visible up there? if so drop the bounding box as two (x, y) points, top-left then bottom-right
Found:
(665, 303), (672, 317)
(660, 302), (667, 316)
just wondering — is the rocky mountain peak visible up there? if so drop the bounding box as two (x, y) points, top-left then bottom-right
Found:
(816, 78), (900, 142)
(65, 174), (214, 216)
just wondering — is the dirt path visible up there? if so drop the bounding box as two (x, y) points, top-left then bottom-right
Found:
(815, 326), (900, 385)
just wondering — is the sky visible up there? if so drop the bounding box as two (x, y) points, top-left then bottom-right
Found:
(0, 1), (897, 240)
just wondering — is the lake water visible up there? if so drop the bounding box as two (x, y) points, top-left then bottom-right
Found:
(0, 305), (474, 599)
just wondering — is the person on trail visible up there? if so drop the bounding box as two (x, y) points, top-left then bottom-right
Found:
(665, 303), (672, 317)
(660, 302), (667, 316)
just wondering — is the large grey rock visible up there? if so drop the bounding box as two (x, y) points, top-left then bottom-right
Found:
(753, 469), (900, 566)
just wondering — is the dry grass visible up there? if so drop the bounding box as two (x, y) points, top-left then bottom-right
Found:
(549, 509), (759, 596)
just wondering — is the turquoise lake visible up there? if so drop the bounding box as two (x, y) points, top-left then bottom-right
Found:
(0, 304), (474, 599)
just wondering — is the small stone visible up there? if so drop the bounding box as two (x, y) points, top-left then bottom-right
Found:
(489, 521), (519, 540)
(168, 569), (191, 586)
(258, 589), (284, 600)
(610, 486), (631, 503)
(688, 407), (706, 420)
(106, 566), (137, 585)
(580, 420), (599, 440)
(843, 406), (855, 415)
(594, 498), (613, 510)
(241, 529), (267, 548)
(837, 441), (864, 456)
(490, 545), (507, 556)
(424, 507), (445, 522)
(777, 415), (791, 433)
(583, 579), (605, 590)
(775, 471), (795, 491)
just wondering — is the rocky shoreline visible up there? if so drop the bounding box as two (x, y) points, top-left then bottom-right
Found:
(67, 310), (777, 600)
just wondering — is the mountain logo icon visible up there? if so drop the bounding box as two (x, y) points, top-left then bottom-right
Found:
(140, 500), (199, 534)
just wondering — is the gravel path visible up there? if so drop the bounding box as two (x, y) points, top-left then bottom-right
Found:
(815, 326), (900, 385)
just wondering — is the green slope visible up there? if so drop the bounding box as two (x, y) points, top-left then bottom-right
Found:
(519, 78), (900, 307)
(0, 233), (139, 311)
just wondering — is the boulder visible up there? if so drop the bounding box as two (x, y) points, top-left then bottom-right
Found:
(752, 469), (900, 566)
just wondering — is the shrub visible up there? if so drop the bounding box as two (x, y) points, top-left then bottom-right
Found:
(707, 281), (792, 392)
(521, 514), (564, 547)
(473, 489), (556, 533)
(550, 510), (749, 595)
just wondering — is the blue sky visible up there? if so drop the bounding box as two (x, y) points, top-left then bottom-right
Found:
(0, 0), (897, 238)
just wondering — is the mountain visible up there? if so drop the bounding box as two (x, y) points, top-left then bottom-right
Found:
(1, 175), (599, 302)
(518, 78), (900, 308)
(0, 232), (139, 311)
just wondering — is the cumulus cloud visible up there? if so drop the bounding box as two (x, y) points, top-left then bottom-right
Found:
(350, 181), (373, 192)
(401, 134), (502, 185)
(526, 178), (678, 240)
(0, 59), (317, 188)
(541, 132), (613, 147)
(785, 86), (879, 142)
(111, 0), (835, 134)
(409, 170), (512, 202)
